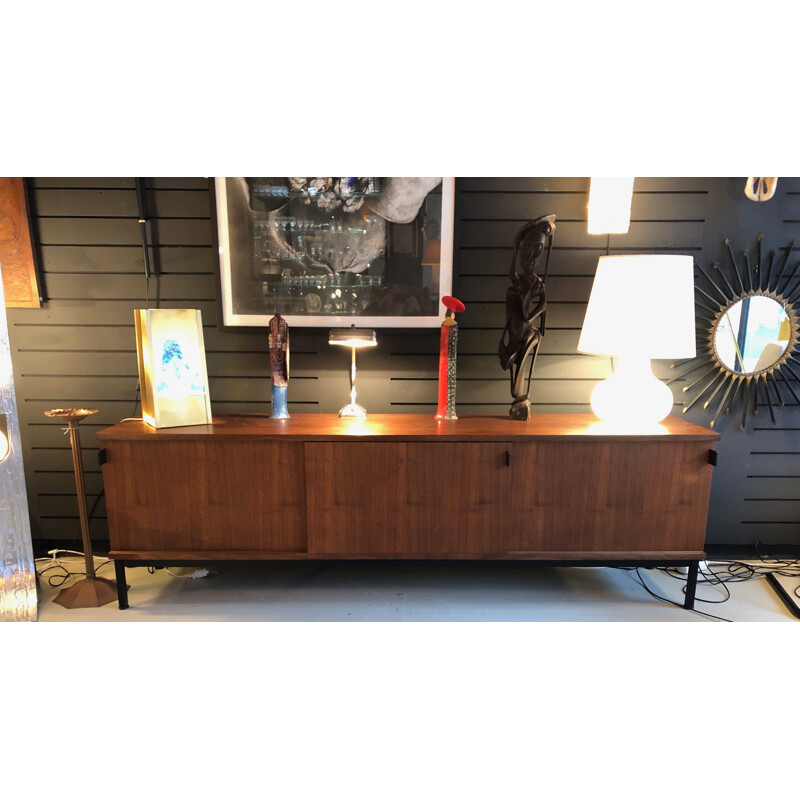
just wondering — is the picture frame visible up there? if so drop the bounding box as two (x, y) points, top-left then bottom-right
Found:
(214, 177), (454, 328)
(0, 177), (44, 308)
(134, 308), (212, 428)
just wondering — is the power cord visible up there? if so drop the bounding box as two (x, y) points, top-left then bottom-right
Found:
(629, 567), (733, 621)
(34, 549), (115, 588)
(624, 542), (800, 620)
(146, 566), (215, 580)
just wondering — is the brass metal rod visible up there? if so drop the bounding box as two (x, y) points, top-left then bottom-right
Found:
(703, 373), (731, 409)
(711, 378), (737, 428)
(713, 260), (737, 298)
(69, 422), (95, 580)
(667, 357), (713, 386)
(725, 238), (746, 295)
(694, 284), (721, 307)
(764, 251), (776, 292)
(763, 375), (776, 423)
(683, 365), (721, 393)
(773, 239), (795, 290)
(768, 372), (784, 406)
(683, 373), (724, 412)
(778, 259), (800, 296)
(740, 379), (750, 429)
(757, 233), (763, 291)
(776, 370), (800, 405)
(744, 250), (753, 293)
(694, 262), (729, 304)
(726, 378), (743, 414)
(350, 346), (357, 407)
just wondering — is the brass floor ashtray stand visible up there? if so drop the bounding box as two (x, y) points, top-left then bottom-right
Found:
(44, 408), (118, 608)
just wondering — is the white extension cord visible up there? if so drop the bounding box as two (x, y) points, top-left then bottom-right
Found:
(36, 551), (211, 581)
(164, 567), (212, 580)
(675, 561), (711, 575)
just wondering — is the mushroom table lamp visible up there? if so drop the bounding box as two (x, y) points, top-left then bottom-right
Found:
(329, 326), (378, 419)
(44, 408), (119, 608)
(578, 254), (696, 428)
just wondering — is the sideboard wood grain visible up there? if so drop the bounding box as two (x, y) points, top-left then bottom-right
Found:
(98, 414), (718, 568)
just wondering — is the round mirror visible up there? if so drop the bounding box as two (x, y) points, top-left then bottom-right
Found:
(714, 296), (790, 373)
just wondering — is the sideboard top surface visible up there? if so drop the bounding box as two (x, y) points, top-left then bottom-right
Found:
(97, 413), (719, 443)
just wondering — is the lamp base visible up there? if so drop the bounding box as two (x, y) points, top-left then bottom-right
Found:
(53, 577), (120, 609)
(338, 403), (367, 419)
(590, 356), (674, 427)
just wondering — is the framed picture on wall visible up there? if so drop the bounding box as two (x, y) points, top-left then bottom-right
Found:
(214, 177), (454, 327)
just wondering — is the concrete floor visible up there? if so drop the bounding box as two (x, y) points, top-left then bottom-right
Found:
(34, 557), (799, 621)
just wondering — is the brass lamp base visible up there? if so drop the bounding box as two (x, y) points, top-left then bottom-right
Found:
(53, 577), (119, 609)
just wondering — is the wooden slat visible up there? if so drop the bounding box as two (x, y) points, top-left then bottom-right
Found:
(459, 219), (703, 250)
(459, 178), (590, 192)
(459, 301), (587, 329)
(459, 275), (594, 303)
(28, 178), (134, 189)
(386, 353), (609, 381)
(10, 298), (219, 325)
(457, 248), (605, 276)
(41, 273), (217, 301)
(38, 245), (215, 273)
(37, 217), (213, 247)
(459, 177), (712, 192)
(389, 378), (603, 405)
(741, 500), (800, 523)
(33, 188), (211, 218)
(458, 191), (707, 220)
(35, 471), (105, 494)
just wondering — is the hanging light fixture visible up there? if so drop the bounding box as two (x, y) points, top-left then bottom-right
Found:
(587, 177), (635, 235)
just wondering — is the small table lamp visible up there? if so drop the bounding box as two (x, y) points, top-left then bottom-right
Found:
(329, 325), (377, 418)
(578, 254), (696, 427)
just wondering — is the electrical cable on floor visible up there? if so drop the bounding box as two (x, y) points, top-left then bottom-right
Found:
(632, 568), (732, 622)
(34, 550), (115, 588)
(146, 566), (215, 580)
(628, 539), (800, 619)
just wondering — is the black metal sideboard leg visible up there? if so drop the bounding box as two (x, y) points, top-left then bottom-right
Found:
(115, 560), (129, 610)
(684, 560), (699, 610)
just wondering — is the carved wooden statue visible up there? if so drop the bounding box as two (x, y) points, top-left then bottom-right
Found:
(269, 313), (290, 419)
(498, 214), (556, 420)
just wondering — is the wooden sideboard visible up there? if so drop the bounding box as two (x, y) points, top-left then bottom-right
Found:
(97, 414), (719, 609)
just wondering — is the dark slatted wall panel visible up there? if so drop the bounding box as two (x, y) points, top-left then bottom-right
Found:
(8, 177), (800, 548)
(692, 178), (800, 546)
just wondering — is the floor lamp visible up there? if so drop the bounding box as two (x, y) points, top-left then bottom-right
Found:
(44, 407), (118, 608)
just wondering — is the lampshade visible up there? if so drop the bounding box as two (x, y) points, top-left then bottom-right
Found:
(329, 327), (377, 348)
(587, 177), (634, 235)
(578, 254), (696, 359)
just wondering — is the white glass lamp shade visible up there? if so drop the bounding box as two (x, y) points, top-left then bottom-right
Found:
(578, 254), (696, 359)
(578, 254), (696, 427)
(328, 327), (377, 348)
(587, 177), (634, 235)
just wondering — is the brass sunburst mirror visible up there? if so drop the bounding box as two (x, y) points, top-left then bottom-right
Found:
(670, 234), (800, 428)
